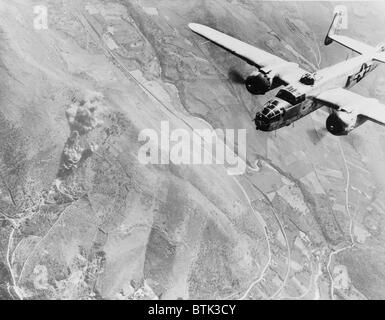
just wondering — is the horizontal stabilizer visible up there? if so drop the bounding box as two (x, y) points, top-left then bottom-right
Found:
(374, 52), (385, 63)
(325, 6), (374, 54)
(327, 34), (374, 54)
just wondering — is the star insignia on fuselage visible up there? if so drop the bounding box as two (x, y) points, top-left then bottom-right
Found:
(353, 63), (372, 83)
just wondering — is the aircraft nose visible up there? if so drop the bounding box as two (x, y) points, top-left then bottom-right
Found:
(254, 112), (267, 130)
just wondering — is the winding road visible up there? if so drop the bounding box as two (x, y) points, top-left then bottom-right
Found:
(326, 140), (355, 300)
(77, 8), (275, 301)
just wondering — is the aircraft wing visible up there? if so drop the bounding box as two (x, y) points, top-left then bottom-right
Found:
(189, 23), (306, 84)
(316, 88), (385, 126)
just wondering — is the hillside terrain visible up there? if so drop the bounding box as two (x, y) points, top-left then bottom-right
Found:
(1, 0), (385, 300)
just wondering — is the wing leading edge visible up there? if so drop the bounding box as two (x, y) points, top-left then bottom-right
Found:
(316, 88), (385, 126)
(188, 23), (306, 84)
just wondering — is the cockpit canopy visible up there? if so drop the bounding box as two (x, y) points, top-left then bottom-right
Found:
(276, 86), (306, 105)
(262, 100), (282, 120)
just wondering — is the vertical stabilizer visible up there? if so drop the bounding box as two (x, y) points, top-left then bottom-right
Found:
(324, 5), (374, 54)
(325, 5), (348, 45)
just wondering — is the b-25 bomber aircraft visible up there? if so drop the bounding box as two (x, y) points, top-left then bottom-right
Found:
(189, 7), (385, 136)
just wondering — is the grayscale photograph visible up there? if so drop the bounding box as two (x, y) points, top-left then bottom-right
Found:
(1, 0), (385, 305)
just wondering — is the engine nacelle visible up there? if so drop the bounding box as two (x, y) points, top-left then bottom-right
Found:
(326, 111), (359, 136)
(245, 71), (274, 95)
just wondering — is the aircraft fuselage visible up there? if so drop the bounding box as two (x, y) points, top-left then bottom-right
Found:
(255, 54), (379, 131)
